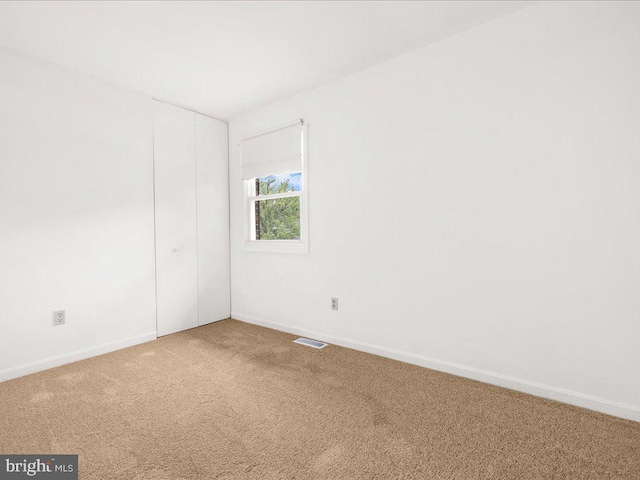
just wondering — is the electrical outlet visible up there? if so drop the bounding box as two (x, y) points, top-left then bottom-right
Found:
(53, 310), (65, 326)
(331, 298), (338, 311)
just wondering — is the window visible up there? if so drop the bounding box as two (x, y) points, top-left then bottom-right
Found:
(241, 120), (308, 253)
(251, 172), (302, 240)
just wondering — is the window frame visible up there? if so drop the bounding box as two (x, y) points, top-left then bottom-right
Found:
(242, 123), (309, 254)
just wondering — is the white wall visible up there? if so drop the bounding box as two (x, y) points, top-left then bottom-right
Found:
(229, 2), (640, 421)
(0, 48), (157, 379)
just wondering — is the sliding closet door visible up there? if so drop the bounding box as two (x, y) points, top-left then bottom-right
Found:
(154, 102), (198, 336)
(195, 113), (231, 325)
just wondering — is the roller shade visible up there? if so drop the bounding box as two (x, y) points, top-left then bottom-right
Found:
(241, 120), (303, 179)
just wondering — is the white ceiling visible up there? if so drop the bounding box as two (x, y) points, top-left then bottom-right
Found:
(0, 1), (533, 120)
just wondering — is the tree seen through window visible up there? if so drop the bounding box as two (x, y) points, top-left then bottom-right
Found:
(254, 172), (301, 240)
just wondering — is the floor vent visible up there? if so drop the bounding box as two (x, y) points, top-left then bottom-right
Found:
(293, 337), (329, 349)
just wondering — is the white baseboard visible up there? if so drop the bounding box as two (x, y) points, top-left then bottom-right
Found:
(0, 331), (157, 383)
(232, 312), (640, 423)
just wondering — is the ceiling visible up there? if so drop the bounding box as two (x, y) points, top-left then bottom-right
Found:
(0, 1), (533, 120)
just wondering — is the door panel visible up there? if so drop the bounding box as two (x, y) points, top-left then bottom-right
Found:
(153, 102), (198, 336)
(195, 113), (231, 324)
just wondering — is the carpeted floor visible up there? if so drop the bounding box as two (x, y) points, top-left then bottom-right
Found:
(0, 319), (638, 479)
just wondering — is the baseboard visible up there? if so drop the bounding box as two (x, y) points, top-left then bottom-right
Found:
(232, 312), (640, 423)
(0, 331), (157, 383)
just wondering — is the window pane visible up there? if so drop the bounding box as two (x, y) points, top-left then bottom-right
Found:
(255, 196), (300, 240)
(256, 172), (302, 196)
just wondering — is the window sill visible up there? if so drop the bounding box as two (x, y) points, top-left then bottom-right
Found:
(242, 240), (309, 255)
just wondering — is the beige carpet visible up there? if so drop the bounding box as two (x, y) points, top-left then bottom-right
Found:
(0, 319), (638, 479)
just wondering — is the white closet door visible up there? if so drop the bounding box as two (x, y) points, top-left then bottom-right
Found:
(195, 113), (231, 324)
(154, 102), (198, 336)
